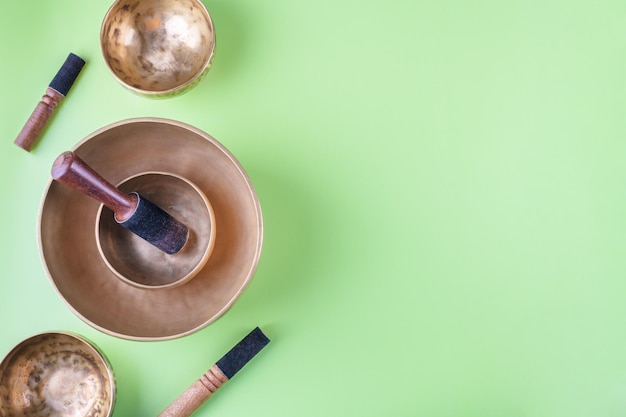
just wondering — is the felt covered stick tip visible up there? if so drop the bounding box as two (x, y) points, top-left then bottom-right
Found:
(216, 327), (270, 379)
(49, 52), (85, 96)
(119, 193), (189, 254)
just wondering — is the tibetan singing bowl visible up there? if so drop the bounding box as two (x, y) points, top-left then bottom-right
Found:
(96, 172), (216, 290)
(0, 332), (115, 417)
(101, 0), (215, 97)
(38, 118), (263, 340)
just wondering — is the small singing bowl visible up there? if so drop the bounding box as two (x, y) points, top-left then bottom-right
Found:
(0, 332), (115, 417)
(101, 0), (215, 98)
(96, 172), (216, 290)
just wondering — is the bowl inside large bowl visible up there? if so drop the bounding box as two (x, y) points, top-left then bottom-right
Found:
(38, 118), (263, 341)
(100, 0), (215, 97)
(0, 332), (115, 417)
(96, 172), (216, 290)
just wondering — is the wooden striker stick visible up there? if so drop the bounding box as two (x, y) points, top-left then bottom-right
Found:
(51, 151), (137, 222)
(51, 151), (189, 254)
(14, 53), (85, 151)
(158, 327), (270, 417)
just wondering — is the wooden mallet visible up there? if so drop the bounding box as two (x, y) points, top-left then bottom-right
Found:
(158, 327), (270, 417)
(51, 151), (189, 255)
(14, 53), (85, 151)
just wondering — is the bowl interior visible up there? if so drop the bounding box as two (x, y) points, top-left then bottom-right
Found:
(101, 0), (215, 94)
(0, 333), (115, 417)
(39, 119), (262, 340)
(97, 172), (215, 289)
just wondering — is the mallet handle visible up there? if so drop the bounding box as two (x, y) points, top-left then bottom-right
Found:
(158, 364), (228, 417)
(14, 88), (64, 151)
(14, 53), (85, 151)
(51, 151), (137, 221)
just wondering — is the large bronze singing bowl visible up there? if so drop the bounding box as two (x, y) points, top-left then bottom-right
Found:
(101, 0), (215, 97)
(38, 118), (263, 341)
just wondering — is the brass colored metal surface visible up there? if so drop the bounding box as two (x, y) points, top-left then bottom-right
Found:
(0, 332), (115, 417)
(38, 118), (263, 341)
(97, 172), (216, 290)
(101, 0), (215, 97)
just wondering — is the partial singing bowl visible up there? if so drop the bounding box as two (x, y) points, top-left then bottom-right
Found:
(38, 118), (263, 340)
(101, 0), (215, 98)
(0, 332), (115, 417)
(96, 172), (216, 290)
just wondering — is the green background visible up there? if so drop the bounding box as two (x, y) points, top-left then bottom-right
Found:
(2, 0), (626, 415)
